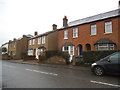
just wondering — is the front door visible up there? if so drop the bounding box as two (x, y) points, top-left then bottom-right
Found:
(35, 48), (38, 59)
(78, 45), (82, 56)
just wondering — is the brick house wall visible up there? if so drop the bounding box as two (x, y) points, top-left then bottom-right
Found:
(27, 30), (58, 59)
(28, 35), (48, 56)
(8, 35), (30, 60)
(58, 10), (120, 56)
(47, 31), (58, 51)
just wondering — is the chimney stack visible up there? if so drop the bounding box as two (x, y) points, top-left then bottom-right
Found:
(13, 38), (16, 41)
(9, 40), (12, 43)
(52, 24), (57, 30)
(23, 35), (26, 38)
(34, 31), (38, 36)
(63, 16), (68, 27)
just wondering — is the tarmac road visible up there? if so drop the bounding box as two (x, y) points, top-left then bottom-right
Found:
(1, 60), (120, 88)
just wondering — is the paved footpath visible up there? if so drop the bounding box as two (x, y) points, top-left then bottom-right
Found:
(8, 60), (90, 71)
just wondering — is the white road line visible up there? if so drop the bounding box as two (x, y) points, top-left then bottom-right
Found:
(3, 65), (16, 68)
(25, 69), (33, 71)
(25, 69), (58, 76)
(90, 80), (120, 88)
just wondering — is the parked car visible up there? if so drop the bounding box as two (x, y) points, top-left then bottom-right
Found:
(91, 52), (120, 76)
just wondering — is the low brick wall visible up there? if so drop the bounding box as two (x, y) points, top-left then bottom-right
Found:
(42, 56), (66, 65)
(2, 54), (10, 60)
(23, 56), (36, 60)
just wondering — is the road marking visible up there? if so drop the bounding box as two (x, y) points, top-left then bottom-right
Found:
(25, 69), (33, 71)
(90, 80), (120, 88)
(3, 65), (16, 68)
(25, 69), (58, 76)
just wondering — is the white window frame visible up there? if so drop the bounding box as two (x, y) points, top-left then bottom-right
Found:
(109, 44), (115, 50)
(28, 49), (33, 56)
(42, 36), (46, 44)
(73, 28), (78, 38)
(97, 44), (115, 51)
(64, 30), (68, 39)
(32, 39), (35, 45)
(62, 46), (74, 56)
(105, 21), (112, 34)
(62, 46), (69, 52)
(14, 43), (16, 48)
(38, 37), (41, 44)
(91, 24), (97, 35)
(69, 46), (74, 55)
(98, 44), (109, 51)
(29, 40), (32, 45)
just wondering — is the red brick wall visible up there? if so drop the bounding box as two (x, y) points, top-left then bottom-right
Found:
(58, 17), (120, 56)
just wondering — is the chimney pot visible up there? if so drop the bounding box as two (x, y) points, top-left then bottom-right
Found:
(23, 35), (26, 38)
(52, 24), (57, 30)
(34, 31), (38, 36)
(13, 38), (16, 41)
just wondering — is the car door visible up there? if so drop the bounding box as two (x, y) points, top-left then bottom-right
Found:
(106, 52), (120, 74)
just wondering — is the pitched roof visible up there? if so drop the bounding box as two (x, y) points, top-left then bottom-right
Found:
(58, 9), (119, 30)
(62, 42), (74, 47)
(94, 38), (116, 45)
(1, 42), (8, 47)
(30, 30), (56, 39)
(25, 34), (33, 38)
(68, 9), (119, 27)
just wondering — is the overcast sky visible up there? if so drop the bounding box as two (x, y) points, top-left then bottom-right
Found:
(0, 0), (119, 46)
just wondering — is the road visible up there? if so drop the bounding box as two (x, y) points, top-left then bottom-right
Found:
(1, 60), (120, 88)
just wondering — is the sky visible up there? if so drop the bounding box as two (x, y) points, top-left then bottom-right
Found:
(0, 0), (119, 46)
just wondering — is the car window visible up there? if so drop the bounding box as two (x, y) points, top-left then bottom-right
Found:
(109, 53), (120, 63)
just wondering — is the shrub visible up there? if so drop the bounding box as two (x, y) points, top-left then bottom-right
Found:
(83, 50), (118, 64)
(45, 50), (70, 64)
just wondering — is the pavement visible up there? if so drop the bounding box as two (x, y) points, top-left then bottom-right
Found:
(8, 60), (91, 70)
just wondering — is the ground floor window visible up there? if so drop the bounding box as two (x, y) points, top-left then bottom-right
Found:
(62, 46), (74, 56)
(97, 44), (115, 51)
(13, 51), (16, 56)
(28, 49), (33, 56)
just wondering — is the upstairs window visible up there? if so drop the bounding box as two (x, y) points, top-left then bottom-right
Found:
(42, 36), (45, 44)
(73, 28), (78, 38)
(64, 30), (68, 39)
(29, 40), (32, 45)
(14, 43), (16, 48)
(91, 24), (97, 35)
(32, 39), (35, 45)
(105, 21), (112, 34)
(38, 37), (41, 44)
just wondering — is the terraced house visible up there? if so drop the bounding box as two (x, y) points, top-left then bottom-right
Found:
(58, 9), (120, 61)
(8, 35), (32, 59)
(28, 24), (58, 59)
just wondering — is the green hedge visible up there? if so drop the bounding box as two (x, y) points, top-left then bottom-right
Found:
(83, 50), (118, 64)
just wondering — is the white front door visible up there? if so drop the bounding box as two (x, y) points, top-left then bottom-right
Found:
(35, 48), (38, 59)
(69, 46), (74, 62)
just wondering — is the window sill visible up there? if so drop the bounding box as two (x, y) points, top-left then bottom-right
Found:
(104, 32), (112, 34)
(90, 34), (96, 36)
(64, 38), (68, 40)
(73, 37), (78, 39)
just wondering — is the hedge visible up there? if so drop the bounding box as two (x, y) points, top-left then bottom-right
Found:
(45, 50), (70, 61)
(82, 50), (118, 64)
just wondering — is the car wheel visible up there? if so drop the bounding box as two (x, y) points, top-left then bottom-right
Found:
(93, 66), (104, 76)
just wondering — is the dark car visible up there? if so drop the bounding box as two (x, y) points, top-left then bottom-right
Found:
(91, 52), (120, 76)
